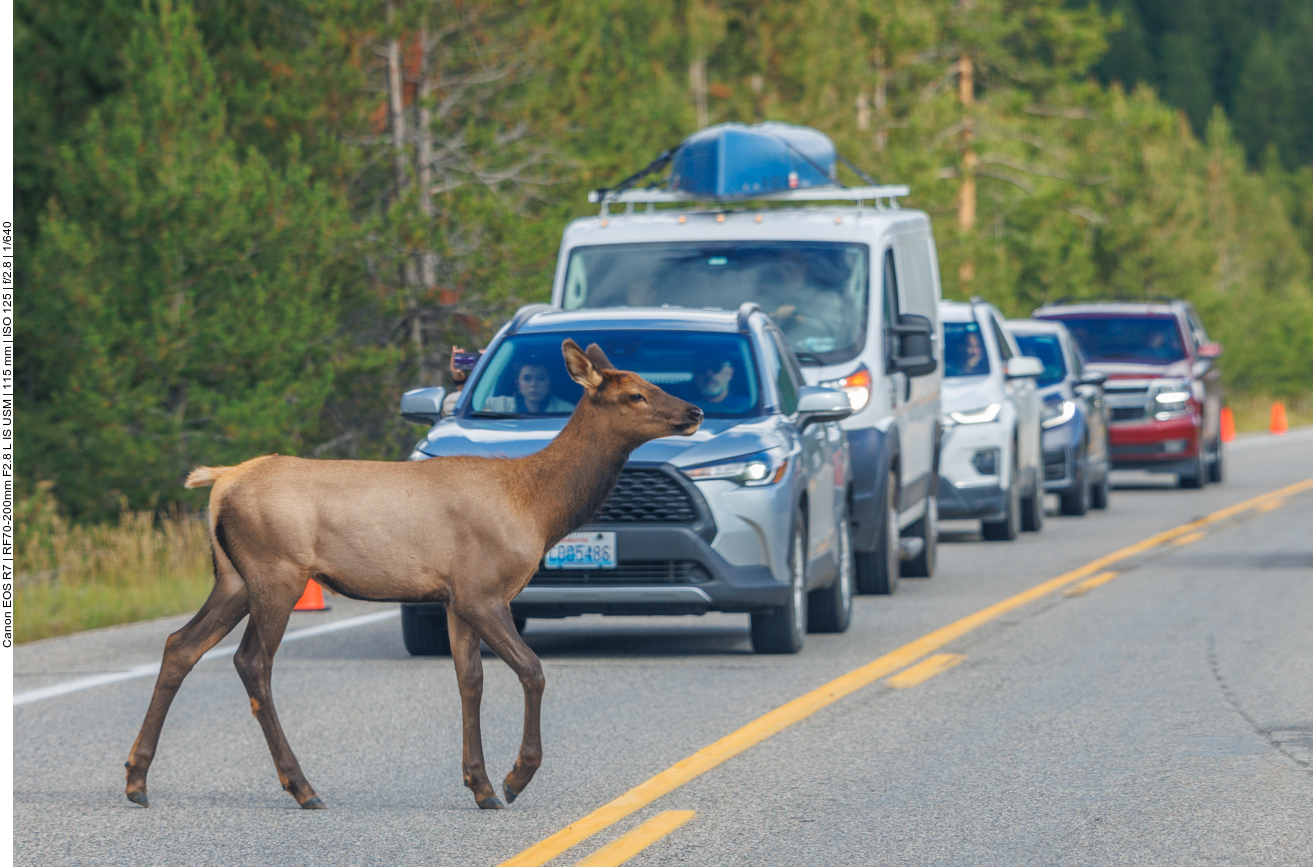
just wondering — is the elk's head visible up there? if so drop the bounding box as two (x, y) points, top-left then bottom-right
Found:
(562, 339), (703, 444)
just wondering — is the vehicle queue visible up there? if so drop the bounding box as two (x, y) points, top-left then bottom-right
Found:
(399, 122), (1226, 655)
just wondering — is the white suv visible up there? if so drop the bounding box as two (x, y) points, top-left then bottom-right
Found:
(937, 300), (1044, 540)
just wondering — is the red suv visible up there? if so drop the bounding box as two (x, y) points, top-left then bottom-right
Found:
(1033, 300), (1223, 488)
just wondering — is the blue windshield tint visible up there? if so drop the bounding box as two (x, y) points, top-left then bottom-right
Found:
(562, 242), (868, 366)
(943, 321), (990, 377)
(468, 331), (761, 418)
(1058, 316), (1186, 364)
(1013, 334), (1066, 387)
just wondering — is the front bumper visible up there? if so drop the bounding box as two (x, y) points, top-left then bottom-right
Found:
(508, 526), (789, 618)
(1108, 414), (1199, 470)
(936, 478), (1007, 521)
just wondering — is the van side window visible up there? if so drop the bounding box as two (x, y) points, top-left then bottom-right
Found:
(882, 249), (900, 327)
(768, 331), (800, 415)
(990, 315), (1014, 361)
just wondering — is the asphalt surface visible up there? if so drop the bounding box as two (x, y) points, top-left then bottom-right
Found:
(13, 430), (1313, 866)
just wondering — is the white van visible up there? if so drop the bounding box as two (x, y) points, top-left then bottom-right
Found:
(550, 149), (943, 595)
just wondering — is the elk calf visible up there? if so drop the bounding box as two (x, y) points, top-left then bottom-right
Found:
(125, 340), (702, 810)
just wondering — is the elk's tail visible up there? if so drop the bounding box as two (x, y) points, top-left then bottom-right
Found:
(185, 466), (235, 488)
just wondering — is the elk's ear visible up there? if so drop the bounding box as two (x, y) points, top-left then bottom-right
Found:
(562, 339), (604, 391)
(585, 343), (616, 372)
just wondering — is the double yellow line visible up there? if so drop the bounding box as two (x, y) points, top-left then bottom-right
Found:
(501, 476), (1313, 867)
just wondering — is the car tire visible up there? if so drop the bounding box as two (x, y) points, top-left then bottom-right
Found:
(856, 470), (900, 595)
(401, 605), (524, 657)
(901, 494), (937, 578)
(1021, 479), (1044, 532)
(982, 449), (1021, 541)
(808, 515), (854, 633)
(1059, 452), (1090, 516)
(751, 508), (808, 654)
(1178, 441), (1207, 489)
(401, 604), (452, 656)
(1090, 468), (1110, 509)
(1208, 442), (1224, 484)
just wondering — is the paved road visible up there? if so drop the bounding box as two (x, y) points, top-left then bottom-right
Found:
(13, 431), (1313, 866)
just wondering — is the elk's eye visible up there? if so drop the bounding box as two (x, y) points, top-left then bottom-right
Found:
(629, 393), (646, 403)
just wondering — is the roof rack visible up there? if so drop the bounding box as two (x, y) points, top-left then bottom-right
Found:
(736, 302), (763, 332)
(587, 184), (911, 214)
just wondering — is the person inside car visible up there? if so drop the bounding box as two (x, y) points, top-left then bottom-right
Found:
(692, 352), (753, 414)
(482, 357), (575, 415)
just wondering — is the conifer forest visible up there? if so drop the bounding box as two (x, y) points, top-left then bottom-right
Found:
(17, 0), (1313, 519)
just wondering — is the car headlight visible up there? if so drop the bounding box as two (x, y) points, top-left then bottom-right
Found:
(1152, 379), (1192, 417)
(947, 403), (1002, 425)
(683, 449), (788, 486)
(1041, 400), (1077, 429)
(820, 365), (871, 412)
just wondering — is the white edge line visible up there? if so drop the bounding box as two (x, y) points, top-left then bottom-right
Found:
(1227, 427), (1313, 451)
(13, 608), (401, 707)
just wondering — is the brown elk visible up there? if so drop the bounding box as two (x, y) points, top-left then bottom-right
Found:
(125, 339), (703, 810)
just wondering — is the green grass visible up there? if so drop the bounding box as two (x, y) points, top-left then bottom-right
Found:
(1228, 393), (1313, 435)
(16, 483), (215, 643)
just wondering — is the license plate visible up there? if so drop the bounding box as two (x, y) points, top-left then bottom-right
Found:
(544, 532), (617, 570)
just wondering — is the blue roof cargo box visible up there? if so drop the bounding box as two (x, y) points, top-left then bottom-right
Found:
(669, 122), (837, 200)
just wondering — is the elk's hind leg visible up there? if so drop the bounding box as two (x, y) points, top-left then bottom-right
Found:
(232, 570), (324, 809)
(126, 565), (249, 807)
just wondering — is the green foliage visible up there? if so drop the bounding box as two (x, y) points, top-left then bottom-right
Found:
(17, 0), (1313, 523)
(21, 0), (383, 517)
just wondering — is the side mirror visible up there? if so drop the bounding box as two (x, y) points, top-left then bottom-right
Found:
(400, 386), (447, 425)
(1006, 356), (1045, 379)
(796, 386), (854, 429)
(1197, 342), (1223, 359)
(1075, 371), (1108, 387)
(887, 313), (938, 378)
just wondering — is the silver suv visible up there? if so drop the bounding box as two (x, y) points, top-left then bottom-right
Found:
(400, 304), (854, 654)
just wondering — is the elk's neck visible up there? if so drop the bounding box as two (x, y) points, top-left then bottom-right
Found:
(519, 403), (636, 547)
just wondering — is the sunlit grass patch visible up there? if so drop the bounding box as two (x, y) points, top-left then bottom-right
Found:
(16, 483), (214, 643)
(1228, 393), (1313, 434)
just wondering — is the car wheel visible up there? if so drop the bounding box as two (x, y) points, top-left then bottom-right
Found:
(901, 494), (937, 578)
(808, 515), (853, 633)
(1178, 440), (1206, 489)
(751, 508), (808, 654)
(856, 469), (900, 594)
(1059, 451), (1090, 516)
(1091, 471), (1110, 509)
(1208, 442), (1224, 484)
(1021, 477), (1044, 532)
(401, 604), (452, 656)
(982, 449), (1021, 541)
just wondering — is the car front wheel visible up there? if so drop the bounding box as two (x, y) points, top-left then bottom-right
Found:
(751, 508), (808, 653)
(809, 515), (854, 633)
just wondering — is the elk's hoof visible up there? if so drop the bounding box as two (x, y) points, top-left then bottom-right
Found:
(503, 781), (521, 804)
(300, 797), (326, 810)
(477, 796), (505, 810)
(126, 790), (149, 808)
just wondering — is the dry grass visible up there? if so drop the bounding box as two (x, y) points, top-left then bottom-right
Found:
(16, 483), (215, 643)
(1228, 393), (1313, 435)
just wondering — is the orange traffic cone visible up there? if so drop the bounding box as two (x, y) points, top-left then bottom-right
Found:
(294, 579), (330, 611)
(1220, 407), (1236, 443)
(1270, 401), (1289, 435)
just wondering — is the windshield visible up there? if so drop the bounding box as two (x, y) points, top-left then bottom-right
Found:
(561, 241), (869, 365)
(1013, 334), (1066, 388)
(1058, 316), (1186, 364)
(943, 321), (990, 377)
(467, 331), (762, 418)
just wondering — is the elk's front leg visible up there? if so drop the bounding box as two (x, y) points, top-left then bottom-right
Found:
(456, 602), (545, 805)
(448, 608), (501, 809)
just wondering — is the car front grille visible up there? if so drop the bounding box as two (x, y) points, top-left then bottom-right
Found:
(593, 468), (700, 524)
(1111, 406), (1146, 421)
(1043, 448), (1068, 481)
(530, 561), (711, 585)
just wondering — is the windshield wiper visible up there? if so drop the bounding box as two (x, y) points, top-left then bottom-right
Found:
(470, 411), (524, 419)
(793, 352), (825, 365)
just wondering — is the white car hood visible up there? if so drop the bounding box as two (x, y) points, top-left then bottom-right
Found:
(940, 375), (1006, 414)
